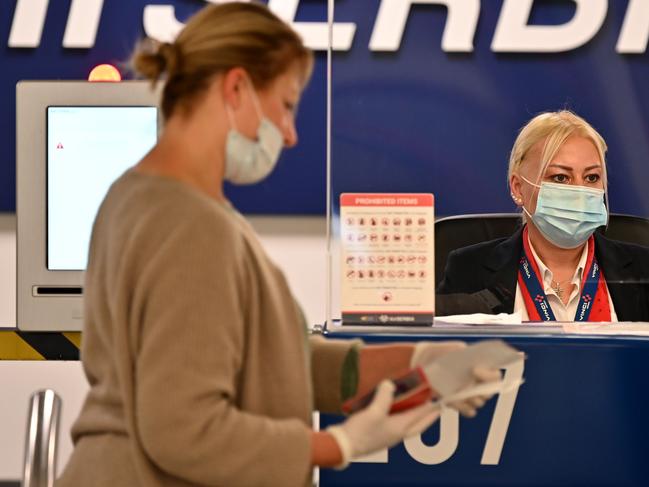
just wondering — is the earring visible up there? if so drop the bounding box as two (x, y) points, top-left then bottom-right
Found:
(511, 193), (522, 204)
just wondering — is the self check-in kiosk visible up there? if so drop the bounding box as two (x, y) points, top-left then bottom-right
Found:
(16, 81), (161, 331)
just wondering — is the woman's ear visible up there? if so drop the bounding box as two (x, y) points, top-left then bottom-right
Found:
(221, 67), (248, 110)
(510, 174), (524, 207)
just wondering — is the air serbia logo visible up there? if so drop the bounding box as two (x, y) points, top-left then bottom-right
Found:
(578, 293), (593, 321)
(6, 0), (649, 54)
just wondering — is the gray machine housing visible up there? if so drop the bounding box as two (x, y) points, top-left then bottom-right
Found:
(16, 81), (161, 331)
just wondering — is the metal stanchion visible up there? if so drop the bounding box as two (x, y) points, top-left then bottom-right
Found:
(22, 390), (61, 487)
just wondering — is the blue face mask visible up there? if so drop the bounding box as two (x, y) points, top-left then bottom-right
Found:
(521, 176), (608, 249)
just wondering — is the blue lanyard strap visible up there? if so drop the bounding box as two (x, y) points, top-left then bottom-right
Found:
(518, 253), (556, 321)
(576, 261), (600, 321)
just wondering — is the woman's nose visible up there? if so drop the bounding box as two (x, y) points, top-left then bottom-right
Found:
(283, 119), (298, 148)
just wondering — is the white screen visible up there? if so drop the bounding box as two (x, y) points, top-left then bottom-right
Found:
(47, 106), (157, 270)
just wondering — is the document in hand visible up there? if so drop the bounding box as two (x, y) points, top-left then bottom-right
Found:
(342, 340), (524, 415)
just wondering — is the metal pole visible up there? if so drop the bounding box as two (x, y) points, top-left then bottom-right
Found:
(22, 390), (61, 487)
(325, 0), (334, 331)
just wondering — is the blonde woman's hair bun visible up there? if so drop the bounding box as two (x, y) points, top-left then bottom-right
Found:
(157, 42), (181, 76)
(131, 39), (180, 84)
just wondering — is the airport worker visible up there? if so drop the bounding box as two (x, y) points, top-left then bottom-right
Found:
(438, 110), (649, 322)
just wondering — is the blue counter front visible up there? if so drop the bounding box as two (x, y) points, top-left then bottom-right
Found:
(319, 326), (649, 487)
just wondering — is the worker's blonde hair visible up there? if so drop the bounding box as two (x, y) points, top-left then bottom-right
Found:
(508, 110), (608, 190)
(131, 1), (313, 119)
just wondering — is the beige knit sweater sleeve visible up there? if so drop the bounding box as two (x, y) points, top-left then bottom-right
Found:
(310, 336), (362, 413)
(115, 194), (312, 485)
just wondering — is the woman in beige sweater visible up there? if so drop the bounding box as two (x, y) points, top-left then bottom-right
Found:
(57, 3), (493, 486)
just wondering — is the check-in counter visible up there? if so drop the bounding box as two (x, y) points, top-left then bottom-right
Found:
(319, 325), (649, 487)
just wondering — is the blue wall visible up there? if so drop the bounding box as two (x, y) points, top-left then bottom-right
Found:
(2, 1), (648, 215)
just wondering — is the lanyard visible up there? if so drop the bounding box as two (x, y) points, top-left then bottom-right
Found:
(518, 228), (602, 322)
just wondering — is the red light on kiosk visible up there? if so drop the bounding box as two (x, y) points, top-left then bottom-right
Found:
(88, 64), (122, 82)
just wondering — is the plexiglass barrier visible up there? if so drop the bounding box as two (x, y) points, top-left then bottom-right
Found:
(325, 0), (649, 327)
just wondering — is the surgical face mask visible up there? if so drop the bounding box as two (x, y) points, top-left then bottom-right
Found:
(224, 85), (284, 185)
(520, 175), (608, 249)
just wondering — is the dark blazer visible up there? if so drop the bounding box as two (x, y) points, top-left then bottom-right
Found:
(437, 227), (649, 321)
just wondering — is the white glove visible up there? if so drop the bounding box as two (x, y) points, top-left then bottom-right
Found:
(327, 380), (440, 469)
(410, 341), (501, 417)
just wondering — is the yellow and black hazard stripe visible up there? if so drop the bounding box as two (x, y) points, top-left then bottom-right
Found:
(0, 330), (80, 360)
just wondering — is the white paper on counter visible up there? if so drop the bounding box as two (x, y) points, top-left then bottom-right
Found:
(434, 312), (524, 325)
(562, 322), (649, 336)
